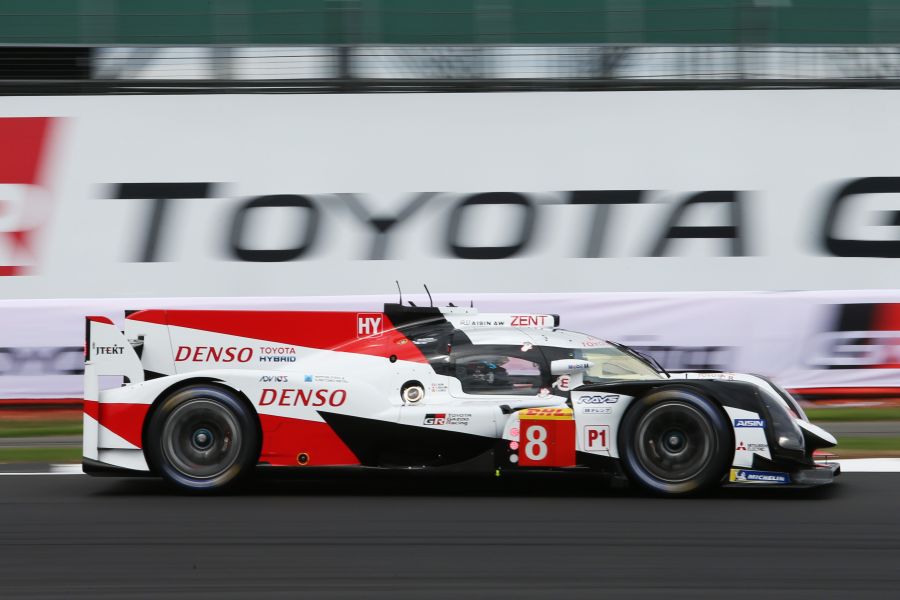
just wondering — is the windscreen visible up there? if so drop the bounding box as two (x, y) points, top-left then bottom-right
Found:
(542, 346), (664, 382)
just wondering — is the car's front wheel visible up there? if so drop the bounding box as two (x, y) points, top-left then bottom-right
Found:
(618, 387), (732, 496)
(146, 385), (259, 492)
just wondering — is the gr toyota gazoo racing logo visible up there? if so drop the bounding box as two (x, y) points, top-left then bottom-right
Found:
(0, 118), (56, 276)
(810, 303), (900, 369)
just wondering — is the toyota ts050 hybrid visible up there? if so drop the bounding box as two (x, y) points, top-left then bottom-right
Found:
(83, 302), (839, 495)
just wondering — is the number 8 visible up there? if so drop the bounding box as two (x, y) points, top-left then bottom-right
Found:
(524, 425), (548, 461)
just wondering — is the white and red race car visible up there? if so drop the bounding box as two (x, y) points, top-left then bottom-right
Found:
(83, 303), (839, 495)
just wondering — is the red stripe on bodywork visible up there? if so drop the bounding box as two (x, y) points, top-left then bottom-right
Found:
(83, 399), (100, 420)
(83, 400), (150, 448)
(128, 310), (428, 363)
(258, 413), (359, 467)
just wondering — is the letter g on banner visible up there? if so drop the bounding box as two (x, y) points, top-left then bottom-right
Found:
(822, 177), (900, 258)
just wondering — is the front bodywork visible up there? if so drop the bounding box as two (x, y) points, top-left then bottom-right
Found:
(83, 305), (838, 488)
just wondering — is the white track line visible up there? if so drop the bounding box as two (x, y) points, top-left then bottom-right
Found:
(0, 459), (898, 476)
(835, 458), (900, 472)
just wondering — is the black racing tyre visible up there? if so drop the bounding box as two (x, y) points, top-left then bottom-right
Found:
(145, 385), (259, 492)
(618, 387), (732, 496)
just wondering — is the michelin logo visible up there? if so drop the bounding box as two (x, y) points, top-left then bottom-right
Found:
(734, 419), (765, 428)
(729, 469), (790, 484)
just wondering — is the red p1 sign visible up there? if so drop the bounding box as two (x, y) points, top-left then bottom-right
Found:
(584, 425), (610, 451)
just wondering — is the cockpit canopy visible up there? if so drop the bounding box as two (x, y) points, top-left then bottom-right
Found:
(422, 326), (664, 394)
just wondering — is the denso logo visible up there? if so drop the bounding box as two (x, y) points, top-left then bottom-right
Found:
(259, 388), (347, 407)
(174, 345), (253, 363)
(578, 394), (619, 404)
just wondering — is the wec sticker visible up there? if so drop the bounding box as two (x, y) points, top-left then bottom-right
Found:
(734, 418), (765, 428)
(729, 469), (790, 484)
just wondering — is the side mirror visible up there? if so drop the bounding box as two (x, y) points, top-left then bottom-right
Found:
(550, 359), (593, 376)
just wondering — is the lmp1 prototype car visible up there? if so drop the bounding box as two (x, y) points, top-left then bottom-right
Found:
(83, 303), (839, 495)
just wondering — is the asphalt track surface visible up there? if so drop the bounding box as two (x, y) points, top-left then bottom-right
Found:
(0, 471), (897, 599)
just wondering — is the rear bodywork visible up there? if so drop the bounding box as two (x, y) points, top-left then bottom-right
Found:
(83, 304), (839, 487)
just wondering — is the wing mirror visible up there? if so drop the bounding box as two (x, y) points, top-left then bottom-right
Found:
(550, 359), (593, 376)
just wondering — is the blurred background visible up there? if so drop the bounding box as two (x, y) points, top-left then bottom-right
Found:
(0, 0), (899, 467)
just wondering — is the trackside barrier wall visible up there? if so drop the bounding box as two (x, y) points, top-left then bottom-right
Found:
(1, 291), (899, 403)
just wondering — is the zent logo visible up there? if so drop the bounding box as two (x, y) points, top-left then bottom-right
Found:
(357, 313), (384, 337)
(734, 419), (765, 428)
(510, 315), (547, 327)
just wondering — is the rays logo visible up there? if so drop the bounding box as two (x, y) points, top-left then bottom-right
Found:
(577, 394), (619, 404)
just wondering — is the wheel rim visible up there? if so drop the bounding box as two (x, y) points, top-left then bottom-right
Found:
(162, 399), (242, 479)
(633, 401), (715, 484)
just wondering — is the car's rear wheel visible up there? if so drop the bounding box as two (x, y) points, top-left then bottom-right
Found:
(618, 387), (731, 496)
(146, 385), (259, 492)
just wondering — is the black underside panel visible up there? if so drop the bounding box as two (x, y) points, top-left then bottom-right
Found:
(319, 411), (496, 468)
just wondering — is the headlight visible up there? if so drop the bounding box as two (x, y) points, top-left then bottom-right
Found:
(759, 389), (805, 452)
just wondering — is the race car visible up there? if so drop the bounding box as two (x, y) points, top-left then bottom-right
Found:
(83, 302), (839, 495)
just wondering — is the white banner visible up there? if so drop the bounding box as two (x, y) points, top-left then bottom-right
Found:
(2, 291), (899, 402)
(0, 90), (899, 299)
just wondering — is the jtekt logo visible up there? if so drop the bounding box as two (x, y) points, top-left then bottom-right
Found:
(0, 118), (56, 276)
